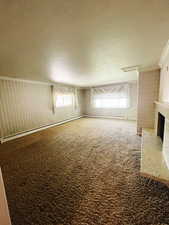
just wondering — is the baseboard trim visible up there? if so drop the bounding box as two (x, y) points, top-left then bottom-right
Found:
(83, 114), (136, 121)
(1, 116), (83, 144)
(83, 114), (126, 120)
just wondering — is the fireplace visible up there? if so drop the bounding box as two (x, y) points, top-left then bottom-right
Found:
(140, 102), (169, 185)
(157, 112), (165, 142)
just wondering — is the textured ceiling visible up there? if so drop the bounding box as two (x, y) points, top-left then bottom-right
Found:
(0, 0), (169, 86)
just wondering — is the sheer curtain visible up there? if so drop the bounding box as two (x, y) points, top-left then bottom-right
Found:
(74, 88), (79, 110)
(51, 85), (79, 113)
(91, 83), (130, 109)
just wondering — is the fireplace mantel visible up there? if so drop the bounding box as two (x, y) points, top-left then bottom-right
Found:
(155, 101), (169, 109)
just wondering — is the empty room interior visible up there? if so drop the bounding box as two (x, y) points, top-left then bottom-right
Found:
(1, 1), (169, 225)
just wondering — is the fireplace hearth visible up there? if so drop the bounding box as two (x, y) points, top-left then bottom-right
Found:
(140, 101), (169, 186)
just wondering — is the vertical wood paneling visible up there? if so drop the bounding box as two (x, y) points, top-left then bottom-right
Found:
(0, 79), (83, 138)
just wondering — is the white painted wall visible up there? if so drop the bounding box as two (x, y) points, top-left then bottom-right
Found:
(159, 53), (169, 103)
(83, 82), (138, 120)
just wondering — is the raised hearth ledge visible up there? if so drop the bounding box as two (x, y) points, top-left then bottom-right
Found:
(141, 128), (169, 186)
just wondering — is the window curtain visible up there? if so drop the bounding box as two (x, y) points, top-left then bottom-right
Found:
(90, 83), (130, 108)
(74, 88), (79, 110)
(51, 85), (78, 113)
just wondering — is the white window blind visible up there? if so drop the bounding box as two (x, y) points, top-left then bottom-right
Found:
(51, 85), (79, 111)
(91, 83), (130, 109)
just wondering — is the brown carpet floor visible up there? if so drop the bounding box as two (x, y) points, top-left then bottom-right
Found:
(0, 118), (169, 225)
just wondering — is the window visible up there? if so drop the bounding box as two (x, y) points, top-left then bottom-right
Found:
(55, 94), (73, 107)
(94, 95), (128, 108)
(91, 83), (129, 109)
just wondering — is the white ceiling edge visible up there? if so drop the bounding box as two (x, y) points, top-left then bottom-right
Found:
(0, 75), (52, 85)
(78, 73), (138, 88)
(0, 75), (81, 88)
(80, 80), (138, 90)
(0, 74), (138, 89)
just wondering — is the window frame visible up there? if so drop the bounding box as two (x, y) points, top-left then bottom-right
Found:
(55, 94), (73, 108)
(93, 94), (129, 109)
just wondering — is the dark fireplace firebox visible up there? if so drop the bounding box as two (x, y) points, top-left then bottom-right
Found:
(157, 112), (165, 142)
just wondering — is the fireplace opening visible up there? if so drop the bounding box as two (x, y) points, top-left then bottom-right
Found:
(157, 112), (165, 142)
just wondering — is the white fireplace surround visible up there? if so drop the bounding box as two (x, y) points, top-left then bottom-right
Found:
(163, 118), (169, 169)
(155, 102), (169, 169)
(140, 101), (169, 185)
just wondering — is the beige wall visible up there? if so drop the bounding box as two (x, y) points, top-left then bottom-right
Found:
(0, 169), (11, 225)
(0, 79), (84, 138)
(137, 69), (160, 135)
(159, 54), (169, 103)
(83, 82), (138, 120)
(0, 79), (139, 139)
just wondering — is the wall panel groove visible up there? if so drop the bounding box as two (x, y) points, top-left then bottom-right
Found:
(0, 79), (83, 138)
